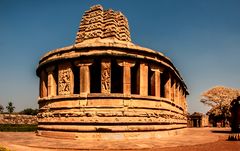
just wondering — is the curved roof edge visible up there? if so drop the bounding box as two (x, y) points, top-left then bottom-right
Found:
(38, 39), (189, 94)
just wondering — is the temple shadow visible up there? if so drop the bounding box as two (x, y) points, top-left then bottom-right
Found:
(211, 129), (232, 134)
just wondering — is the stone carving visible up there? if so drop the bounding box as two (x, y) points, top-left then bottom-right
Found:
(76, 5), (104, 43)
(59, 70), (70, 94)
(101, 61), (111, 93)
(75, 4), (131, 43)
(37, 4), (188, 139)
(58, 63), (73, 95)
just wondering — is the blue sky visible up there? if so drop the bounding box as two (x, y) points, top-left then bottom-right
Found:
(0, 0), (240, 113)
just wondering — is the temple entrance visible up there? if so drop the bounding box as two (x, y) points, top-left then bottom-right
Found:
(90, 59), (101, 93)
(131, 62), (139, 94)
(111, 59), (123, 93)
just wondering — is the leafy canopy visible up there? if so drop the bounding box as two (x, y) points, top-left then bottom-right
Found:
(200, 86), (240, 116)
(6, 102), (15, 114)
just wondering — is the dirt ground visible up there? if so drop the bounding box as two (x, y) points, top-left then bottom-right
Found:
(1, 128), (240, 151)
(130, 136), (240, 151)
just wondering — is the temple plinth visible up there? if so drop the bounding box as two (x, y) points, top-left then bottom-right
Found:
(36, 5), (189, 140)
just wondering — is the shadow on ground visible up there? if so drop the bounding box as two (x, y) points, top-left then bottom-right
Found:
(211, 128), (231, 134)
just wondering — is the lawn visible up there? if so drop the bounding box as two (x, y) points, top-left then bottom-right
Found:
(0, 124), (37, 132)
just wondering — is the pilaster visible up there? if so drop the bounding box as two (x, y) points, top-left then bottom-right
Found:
(164, 73), (171, 99)
(117, 60), (135, 95)
(40, 69), (47, 98)
(171, 79), (176, 102)
(139, 62), (148, 96)
(46, 65), (57, 97)
(75, 60), (93, 95)
(176, 83), (180, 106)
(150, 65), (164, 97)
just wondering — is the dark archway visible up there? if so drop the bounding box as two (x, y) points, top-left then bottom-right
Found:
(111, 59), (123, 93)
(131, 62), (139, 94)
(90, 58), (101, 93)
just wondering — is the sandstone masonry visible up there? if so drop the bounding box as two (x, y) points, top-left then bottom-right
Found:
(0, 114), (37, 125)
(36, 5), (189, 140)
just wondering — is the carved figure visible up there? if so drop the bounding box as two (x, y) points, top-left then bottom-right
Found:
(101, 62), (111, 93)
(58, 66), (72, 95)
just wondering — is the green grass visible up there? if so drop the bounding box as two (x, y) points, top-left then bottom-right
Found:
(0, 124), (37, 132)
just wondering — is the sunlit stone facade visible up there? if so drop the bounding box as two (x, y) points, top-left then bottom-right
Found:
(36, 5), (188, 140)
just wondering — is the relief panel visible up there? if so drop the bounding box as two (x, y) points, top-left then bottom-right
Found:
(101, 60), (111, 93)
(58, 62), (74, 95)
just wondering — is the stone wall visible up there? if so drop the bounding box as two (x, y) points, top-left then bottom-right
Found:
(0, 114), (37, 125)
(187, 112), (209, 127)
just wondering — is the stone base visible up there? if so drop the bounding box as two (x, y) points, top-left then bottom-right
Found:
(37, 128), (186, 140)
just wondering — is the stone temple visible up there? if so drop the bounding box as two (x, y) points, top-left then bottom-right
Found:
(36, 5), (188, 140)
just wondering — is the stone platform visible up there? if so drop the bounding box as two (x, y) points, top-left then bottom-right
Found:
(0, 128), (230, 151)
(37, 128), (186, 140)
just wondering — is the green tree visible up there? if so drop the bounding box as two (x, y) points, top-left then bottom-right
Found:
(200, 86), (240, 127)
(0, 104), (3, 113)
(20, 108), (38, 115)
(6, 102), (15, 114)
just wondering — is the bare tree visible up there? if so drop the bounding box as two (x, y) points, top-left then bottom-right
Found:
(200, 86), (240, 127)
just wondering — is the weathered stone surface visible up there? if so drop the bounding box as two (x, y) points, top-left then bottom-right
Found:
(0, 114), (37, 125)
(40, 70), (47, 98)
(138, 62), (148, 96)
(36, 5), (189, 140)
(58, 62), (74, 95)
(75, 5), (131, 43)
(46, 65), (57, 97)
(101, 59), (111, 94)
(117, 60), (135, 95)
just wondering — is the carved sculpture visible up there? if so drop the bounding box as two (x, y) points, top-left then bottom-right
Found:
(58, 63), (73, 95)
(101, 61), (111, 93)
(75, 4), (131, 43)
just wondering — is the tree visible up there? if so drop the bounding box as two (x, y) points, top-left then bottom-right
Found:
(0, 104), (3, 113)
(200, 86), (240, 127)
(6, 102), (15, 114)
(20, 108), (38, 115)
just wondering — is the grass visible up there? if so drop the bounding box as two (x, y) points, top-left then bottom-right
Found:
(0, 124), (37, 132)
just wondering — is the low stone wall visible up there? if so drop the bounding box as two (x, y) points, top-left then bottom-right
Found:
(0, 114), (37, 125)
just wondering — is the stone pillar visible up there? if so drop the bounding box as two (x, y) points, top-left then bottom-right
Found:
(139, 62), (148, 96)
(179, 87), (183, 107)
(180, 89), (185, 111)
(101, 59), (111, 94)
(40, 69), (48, 98)
(185, 99), (188, 113)
(58, 62), (74, 95)
(164, 73), (171, 99)
(150, 66), (164, 97)
(75, 60), (93, 95)
(117, 60), (135, 95)
(171, 79), (176, 102)
(46, 66), (57, 97)
(176, 82), (180, 105)
(183, 92), (187, 111)
(183, 91), (186, 109)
